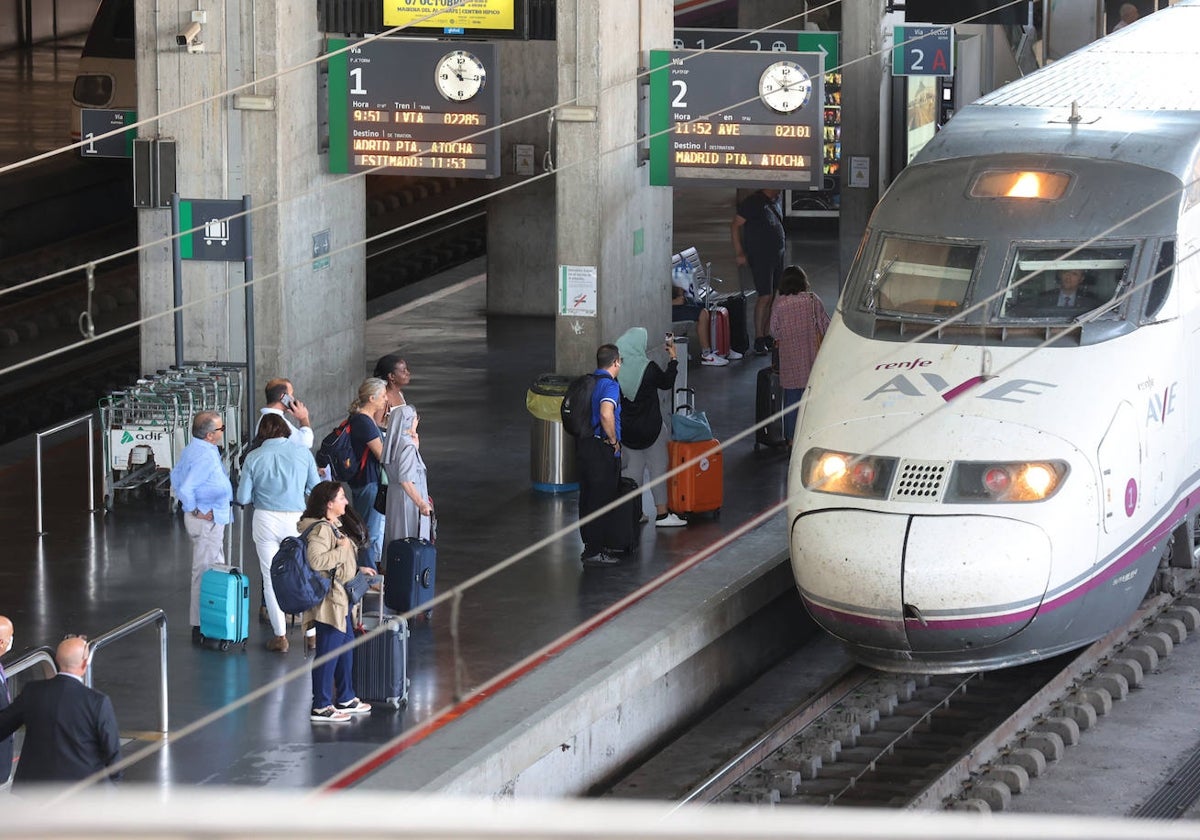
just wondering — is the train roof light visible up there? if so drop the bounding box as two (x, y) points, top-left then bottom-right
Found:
(970, 170), (1071, 200)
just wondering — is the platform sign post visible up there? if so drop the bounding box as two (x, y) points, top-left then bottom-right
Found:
(171, 196), (255, 414)
(892, 25), (955, 76)
(80, 109), (137, 158)
(648, 50), (824, 189)
(326, 38), (501, 179)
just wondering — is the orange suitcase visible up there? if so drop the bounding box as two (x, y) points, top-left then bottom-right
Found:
(668, 439), (723, 516)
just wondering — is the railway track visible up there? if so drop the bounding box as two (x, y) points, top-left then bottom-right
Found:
(612, 573), (1200, 814)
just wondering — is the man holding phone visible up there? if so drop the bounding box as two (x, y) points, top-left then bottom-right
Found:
(256, 378), (314, 449)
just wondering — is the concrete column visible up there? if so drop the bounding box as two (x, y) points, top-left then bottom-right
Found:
(485, 41), (557, 317)
(554, 0), (674, 375)
(838, 0), (886, 286)
(135, 0), (364, 430)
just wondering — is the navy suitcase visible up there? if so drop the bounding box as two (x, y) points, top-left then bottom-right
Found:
(199, 566), (250, 651)
(353, 582), (409, 709)
(755, 366), (788, 450)
(383, 515), (437, 615)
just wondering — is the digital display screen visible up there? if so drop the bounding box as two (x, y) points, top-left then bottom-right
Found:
(327, 39), (500, 179)
(648, 50), (824, 188)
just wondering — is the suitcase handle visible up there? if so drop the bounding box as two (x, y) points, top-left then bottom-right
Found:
(674, 387), (695, 415)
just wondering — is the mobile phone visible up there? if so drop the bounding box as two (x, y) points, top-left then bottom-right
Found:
(665, 332), (674, 345)
(280, 393), (294, 408)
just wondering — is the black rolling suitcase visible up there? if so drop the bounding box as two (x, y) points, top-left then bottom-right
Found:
(353, 578), (409, 709)
(383, 514), (437, 615)
(610, 476), (641, 554)
(723, 292), (751, 355)
(755, 365), (788, 450)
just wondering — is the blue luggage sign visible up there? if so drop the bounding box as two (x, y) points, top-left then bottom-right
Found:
(892, 25), (954, 77)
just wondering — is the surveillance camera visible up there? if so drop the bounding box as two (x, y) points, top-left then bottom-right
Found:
(176, 20), (202, 47)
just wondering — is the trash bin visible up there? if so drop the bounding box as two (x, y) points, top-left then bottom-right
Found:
(527, 374), (579, 493)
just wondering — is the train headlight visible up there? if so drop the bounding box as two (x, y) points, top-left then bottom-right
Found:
(802, 448), (897, 499)
(947, 460), (1069, 503)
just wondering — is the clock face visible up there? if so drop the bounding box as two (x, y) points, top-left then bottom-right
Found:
(757, 60), (811, 113)
(435, 50), (486, 102)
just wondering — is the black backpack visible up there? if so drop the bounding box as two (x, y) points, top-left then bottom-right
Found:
(560, 374), (598, 438)
(317, 417), (368, 482)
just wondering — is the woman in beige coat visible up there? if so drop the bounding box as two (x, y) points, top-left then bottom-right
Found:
(299, 481), (377, 723)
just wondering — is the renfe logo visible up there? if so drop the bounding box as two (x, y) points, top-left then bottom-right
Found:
(875, 357), (933, 371)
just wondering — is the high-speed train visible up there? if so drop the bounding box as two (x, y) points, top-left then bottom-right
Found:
(788, 1), (1200, 674)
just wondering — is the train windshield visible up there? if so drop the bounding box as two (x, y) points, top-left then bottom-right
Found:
(863, 238), (980, 317)
(998, 247), (1133, 321)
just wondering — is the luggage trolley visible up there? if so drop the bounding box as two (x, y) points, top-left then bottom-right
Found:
(98, 362), (247, 508)
(99, 390), (188, 507)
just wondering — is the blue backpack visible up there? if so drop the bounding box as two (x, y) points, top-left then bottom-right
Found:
(270, 521), (332, 614)
(317, 417), (369, 482)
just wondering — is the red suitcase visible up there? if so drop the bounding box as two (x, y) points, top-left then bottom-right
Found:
(709, 306), (731, 357)
(668, 439), (723, 516)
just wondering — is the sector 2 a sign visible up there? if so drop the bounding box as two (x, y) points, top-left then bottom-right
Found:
(893, 25), (954, 76)
(648, 50), (824, 189)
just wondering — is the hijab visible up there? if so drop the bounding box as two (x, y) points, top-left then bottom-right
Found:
(615, 327), (650, 397)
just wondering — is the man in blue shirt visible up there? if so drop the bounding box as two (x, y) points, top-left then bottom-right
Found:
(171, 411), (234, 644)
(576, 344), (625, 567)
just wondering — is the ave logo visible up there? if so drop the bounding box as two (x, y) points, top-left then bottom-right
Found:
(864, 372), (1057, 404)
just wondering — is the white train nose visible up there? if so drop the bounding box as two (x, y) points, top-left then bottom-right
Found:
(792, 510), (1052, 653)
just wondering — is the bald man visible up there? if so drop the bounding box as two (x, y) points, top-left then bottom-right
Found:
(0, 616), (13, 784)
(0, 636), (121, 787)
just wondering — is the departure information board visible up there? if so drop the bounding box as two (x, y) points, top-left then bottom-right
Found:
(327, 38), (500, 178)
(648, 50), (824, 189)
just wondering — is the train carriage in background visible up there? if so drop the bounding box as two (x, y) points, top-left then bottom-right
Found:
(787, 1), (1200, 673)
(70, 0), (135, 143)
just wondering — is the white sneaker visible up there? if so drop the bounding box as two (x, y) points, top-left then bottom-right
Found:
(655, 513), (688, 528)
(700, 352), (729, 367)
(724, 349), (744, 361)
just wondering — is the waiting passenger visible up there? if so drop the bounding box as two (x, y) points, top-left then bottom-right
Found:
(372, 355), (411, 428)
(236, 413), (320, 653)
(769, 265), (830, 447)
(672, 278), (738, 367)
(0, 636), (121, 786)
(171, 411), (234, 645)
(614, 327), (686, 528)
(299, 481), (377, 723)
(381, 403), (433, 547)
(255, 378), (314, 448)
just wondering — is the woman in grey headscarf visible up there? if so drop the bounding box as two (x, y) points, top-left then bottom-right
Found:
(382, 403), (433, 545)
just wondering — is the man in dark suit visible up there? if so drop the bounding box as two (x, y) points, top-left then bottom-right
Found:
(0, 615), (14, 785)
(0, 635), (121, 787)
(1038, 268), (1099, 311)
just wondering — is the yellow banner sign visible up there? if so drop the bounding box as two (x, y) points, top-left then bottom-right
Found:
(384, 0), (515, 30)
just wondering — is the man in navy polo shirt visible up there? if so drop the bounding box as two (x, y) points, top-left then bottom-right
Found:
(576, 344), (624, 567)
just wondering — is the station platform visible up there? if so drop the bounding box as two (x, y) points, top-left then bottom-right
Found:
(0, 210), (840, 791)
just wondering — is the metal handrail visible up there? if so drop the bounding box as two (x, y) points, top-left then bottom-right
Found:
(35, 412), (96, 535)
(84, 609), (170, 735)
(2, 646), (58, 683)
